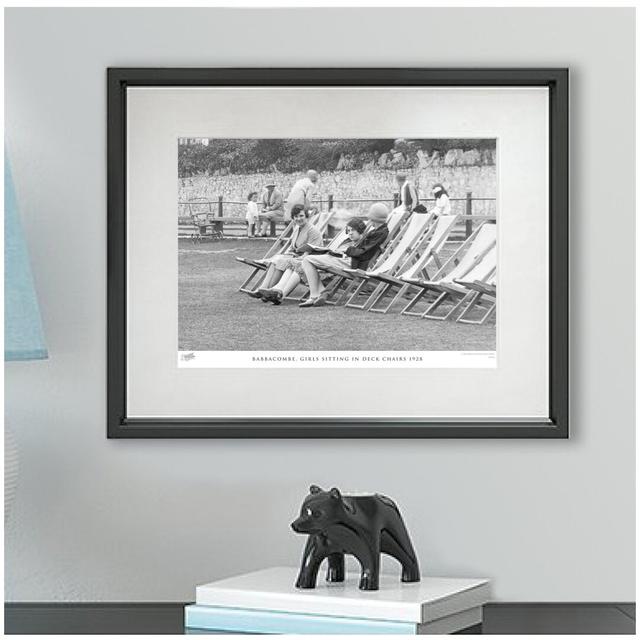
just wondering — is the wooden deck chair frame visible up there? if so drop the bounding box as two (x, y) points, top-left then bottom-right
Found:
(310, 208), (412, 306)
(364, 214), (460, 314)
(419, 244), (497, 321)
(454, 269), (497, 325)
(236, 220), (296, 292)
(401, 222), (495, 318)
(341, 212), (436, 310)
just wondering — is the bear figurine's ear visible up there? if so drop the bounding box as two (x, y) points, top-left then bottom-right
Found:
(329, 487), (342, 500)
(309, 485), (323, 494)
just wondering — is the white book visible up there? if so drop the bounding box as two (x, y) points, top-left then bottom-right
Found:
(195, 567), (490, 624)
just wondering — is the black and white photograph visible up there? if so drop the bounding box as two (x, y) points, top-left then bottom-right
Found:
(178, 137), (497, 368)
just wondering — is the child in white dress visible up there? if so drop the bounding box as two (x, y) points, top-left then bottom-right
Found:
(245, 191), (259, 237)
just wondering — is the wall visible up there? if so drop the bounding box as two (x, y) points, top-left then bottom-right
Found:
(4, 7), (635, 602)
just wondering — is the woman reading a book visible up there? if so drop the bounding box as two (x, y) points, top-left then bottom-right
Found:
(299, 202), (390, 308)
(249, 204), (322, 304)
(248, 205), (323, 304)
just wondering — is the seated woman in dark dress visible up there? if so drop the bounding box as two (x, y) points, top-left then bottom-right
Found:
(300, 202), (389, 307)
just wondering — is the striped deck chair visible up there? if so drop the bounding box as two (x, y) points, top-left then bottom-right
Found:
(420, 245), (497, 320)
(401, 222), (497, 320)
(360, 208), (413, 265)
(364, 214), (460, 314)
(236, 222), (295, 292)
(454, 267), (497, 325)
(236, 210), (334, 294)
(339, 212), (436, 310)
(315, 208), (414, 306)
(284, 210), (407, 304)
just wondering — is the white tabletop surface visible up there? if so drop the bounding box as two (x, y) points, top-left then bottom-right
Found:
(195, 567), (490, 623)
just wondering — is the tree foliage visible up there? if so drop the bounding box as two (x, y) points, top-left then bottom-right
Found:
(178, 138), (494, 178)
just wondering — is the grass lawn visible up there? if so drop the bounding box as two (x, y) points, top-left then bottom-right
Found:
(178, 238), (496, 352)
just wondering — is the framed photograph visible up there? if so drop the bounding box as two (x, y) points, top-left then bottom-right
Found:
(107, 68), (568, 438)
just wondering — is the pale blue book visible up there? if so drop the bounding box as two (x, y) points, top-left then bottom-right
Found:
(185, 604), (417, 634)
(185, 604), (484, 635)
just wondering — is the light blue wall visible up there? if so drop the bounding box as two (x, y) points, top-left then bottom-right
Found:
(4, 7), (635, 602)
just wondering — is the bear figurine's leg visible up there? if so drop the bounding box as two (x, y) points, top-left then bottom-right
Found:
(296, 557), (323, 589)
(380, 529), (421, 583)
(382, 515), (421, 583)
(326, 552), (345, 583)
(401, 562), (421, 583)
(356, 543), (380, 591)
(358, 563), (380, 591)
(295, 536), (326, 589)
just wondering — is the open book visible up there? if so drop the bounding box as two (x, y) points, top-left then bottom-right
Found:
(307, 244), (345, 257)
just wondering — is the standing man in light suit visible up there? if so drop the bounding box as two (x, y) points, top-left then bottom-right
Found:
(285, 170), (319, 221)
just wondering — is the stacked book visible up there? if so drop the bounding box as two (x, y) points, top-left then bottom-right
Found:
(185, 567), (490, 634)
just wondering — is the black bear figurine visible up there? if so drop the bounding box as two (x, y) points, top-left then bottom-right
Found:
(291, 485), (420, 591)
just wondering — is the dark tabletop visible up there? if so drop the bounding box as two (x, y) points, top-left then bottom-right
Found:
(4, 602), (635, 635)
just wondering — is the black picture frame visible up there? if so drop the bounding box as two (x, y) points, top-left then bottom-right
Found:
(107, 67), (568, 439)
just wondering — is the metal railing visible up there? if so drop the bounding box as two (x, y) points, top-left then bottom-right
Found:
(178, 193), (496, 239)
(179, 192), (496, 219)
